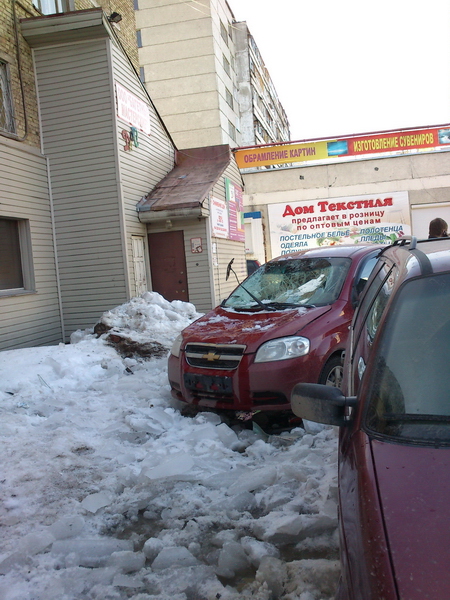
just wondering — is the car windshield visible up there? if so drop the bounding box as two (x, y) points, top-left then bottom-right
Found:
(223, 257), (352, 310)
(365, 273), (450, 445)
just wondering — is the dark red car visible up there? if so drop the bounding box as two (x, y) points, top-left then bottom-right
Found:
(168, 244), (380, 425)
(291, 236), (450, 599)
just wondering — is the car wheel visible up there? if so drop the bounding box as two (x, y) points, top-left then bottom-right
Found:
(319, 355), (344, 388)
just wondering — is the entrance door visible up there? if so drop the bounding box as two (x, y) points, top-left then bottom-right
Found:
(131, 236), (148, 296)
(148, 230), (189, 302)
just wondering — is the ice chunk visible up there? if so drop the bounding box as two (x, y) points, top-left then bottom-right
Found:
(284, 558), (340, 599)
(125, 415), (162, 434)
(216, 541), (250, 579)
(227, 466), (277, 495)
(226, 491), (257, 512)
(81, 491), (113, 513)
(255, 556), (287, 598)
(302, 419), (328, 434)
(18, 530), (54, 555)
(253, 513), (337, 544)
(194, 412), (222, 425)
(202, 466), (250, 490)
(0, 551), (29, 575)
(139, 452), (194, 481)
(151, 546), (199, 570)
(184, 423), (217, 443)
(49, 515), (85, 540)
(112, 573), (144, 588)
(142, 537), (164, 561)
(107, 550), (146, 572)
(215, 423), (241, 450)
(51, 538), (133, 568)
(240, 537), (280, 568)
(144, 565), (217, 597)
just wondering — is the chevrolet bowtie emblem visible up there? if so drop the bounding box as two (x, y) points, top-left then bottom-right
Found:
(203, 351), (220, 361)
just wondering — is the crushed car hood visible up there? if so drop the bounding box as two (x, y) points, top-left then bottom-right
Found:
(181, 305), (332, 353)
(371, 439), (450, 599)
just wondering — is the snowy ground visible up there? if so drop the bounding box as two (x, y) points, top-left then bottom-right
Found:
(0, 292), (340, 600)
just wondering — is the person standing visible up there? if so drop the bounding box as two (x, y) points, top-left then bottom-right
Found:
(428, 218), (448, 238)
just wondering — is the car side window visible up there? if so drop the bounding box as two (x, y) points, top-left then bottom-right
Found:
(352, 254), (380, 301)
(348, 261), (397, 395)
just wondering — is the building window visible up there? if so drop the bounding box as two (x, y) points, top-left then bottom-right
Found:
(139, 67), (145, 83)
(134, 0), (139, 8)
(32, 0), (72, 14)
(228, 120), (236, 142)
(225, 88), (233, 109)
(0, 218), (34, 294)
(223, 55), (231, 77)
(220, 21), (228, 46)
(136, 30), (142, 48)
(0, 62), (15, 134)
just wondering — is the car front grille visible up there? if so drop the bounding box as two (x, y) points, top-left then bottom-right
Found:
(184, 343), (246, 370)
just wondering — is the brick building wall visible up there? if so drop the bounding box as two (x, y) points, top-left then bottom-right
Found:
(0, 0), (41, 147)
(74, 0), (139, 72)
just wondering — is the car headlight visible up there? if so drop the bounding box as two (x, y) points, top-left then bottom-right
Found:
(170, 333), (183, 358)
(254, 336), (310, 363)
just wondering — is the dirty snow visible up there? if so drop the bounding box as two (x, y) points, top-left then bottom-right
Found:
(0, 292), (340, 600)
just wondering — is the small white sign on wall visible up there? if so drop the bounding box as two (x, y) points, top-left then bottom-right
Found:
(115, 82), (151, 135)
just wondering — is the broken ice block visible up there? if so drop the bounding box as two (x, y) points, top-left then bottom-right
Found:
(151, 546), (199, 570)
(51, 538), (133, 568)
(81, 491), (112, 513)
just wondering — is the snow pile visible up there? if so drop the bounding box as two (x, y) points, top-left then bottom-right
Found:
(0, 292), (340, 599)
(86, 291), (202, 348)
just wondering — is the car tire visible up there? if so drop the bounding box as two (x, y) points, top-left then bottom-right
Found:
(319, 355), (344, 388)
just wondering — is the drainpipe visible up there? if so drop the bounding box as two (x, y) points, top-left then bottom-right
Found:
(47, 156), (66, 342)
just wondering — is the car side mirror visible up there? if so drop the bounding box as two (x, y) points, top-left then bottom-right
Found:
(291, 383), (356, 427)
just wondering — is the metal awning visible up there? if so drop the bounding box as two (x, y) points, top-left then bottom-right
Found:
(136, 145), (232, 222)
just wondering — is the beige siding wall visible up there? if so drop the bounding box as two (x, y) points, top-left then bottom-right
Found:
(210, 157), (246, 305)
(0, 139), (62, 350)
(33, 39), (127, 338)
(111, 41), (176, 299)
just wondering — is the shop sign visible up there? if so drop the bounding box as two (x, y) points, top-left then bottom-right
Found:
(268, 191), (411, 255)
(234, 126), (450, 169)
(116, 82), (151, 135)
(225, 179), (245, 242)
(211, 197), (229, 239)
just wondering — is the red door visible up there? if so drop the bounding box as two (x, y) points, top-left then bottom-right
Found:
(148, 230), (189, 302)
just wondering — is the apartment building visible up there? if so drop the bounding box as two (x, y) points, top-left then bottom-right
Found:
(135, 0), (290, 149)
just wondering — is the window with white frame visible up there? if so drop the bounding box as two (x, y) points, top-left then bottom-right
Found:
(228, 120), (236, 142)
(32, 0), (72, 14)
(225, 88), (233, 109)
(223, 55), (231, 78)
(0, 218), (35, 294)
(0, 62), (15, 134)
(220, 21), (228, 46)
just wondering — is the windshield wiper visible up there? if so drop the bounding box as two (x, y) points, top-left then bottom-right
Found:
(383, 413), (450, 423)
(264, 301), (315, 310)
(238, 285), (277, 311)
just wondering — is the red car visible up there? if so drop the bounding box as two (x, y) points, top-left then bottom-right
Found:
(168, 244), (380, 426)
(291, 236), (450, 599)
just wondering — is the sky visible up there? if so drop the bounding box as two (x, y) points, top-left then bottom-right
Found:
(0, 292), (339, 600)
(230, 0), (450, 141)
